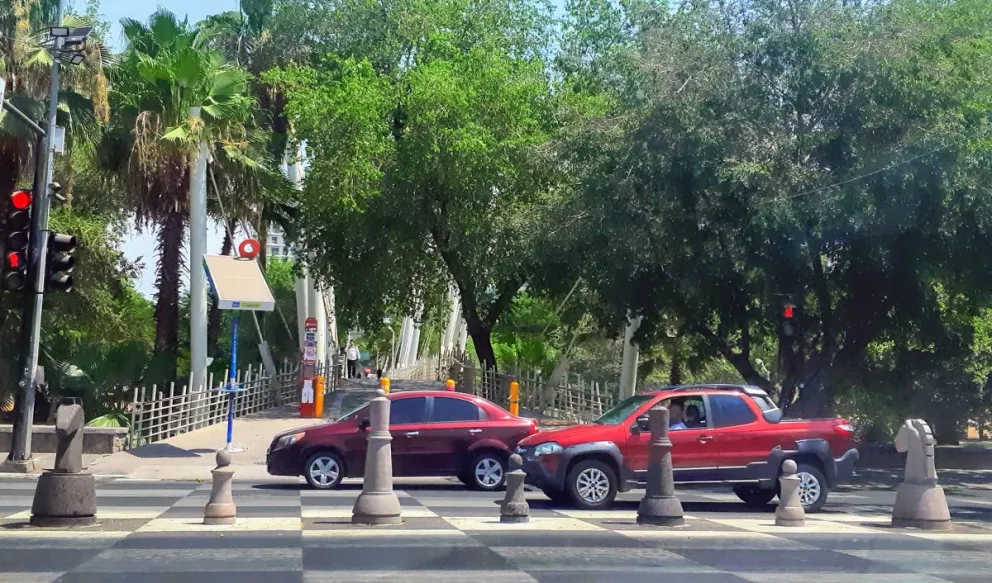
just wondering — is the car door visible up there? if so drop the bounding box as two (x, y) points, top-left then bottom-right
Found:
(412, 396), (486, 475)
(386, 396), (429, 476)
(708, 393), (766, 478)
(624, 393), (722, 482)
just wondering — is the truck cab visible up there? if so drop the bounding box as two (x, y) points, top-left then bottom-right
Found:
(516, 384), (859, 511)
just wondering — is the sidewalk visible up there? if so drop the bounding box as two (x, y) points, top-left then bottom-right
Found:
(75, 406), (325, 481)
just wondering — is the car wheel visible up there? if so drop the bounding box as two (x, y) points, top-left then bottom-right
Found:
(733, 485), (777, 506)
(796, 463), (829, 512)
(566, 459), (618, 510)
(469, 452), (507, 490)
(304, 451), (344, 490)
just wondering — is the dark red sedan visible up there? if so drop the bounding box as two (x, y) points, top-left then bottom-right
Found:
(266, 390), (539, 490)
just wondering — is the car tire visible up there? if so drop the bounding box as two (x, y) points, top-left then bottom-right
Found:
(304, 451), (344, 490)
(468, 452), (507, 490)
(733, 485), (777, 506)
(796, 462), (829, 512)
(565, 459), (618, 510)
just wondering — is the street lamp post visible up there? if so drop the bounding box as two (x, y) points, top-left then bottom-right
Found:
(3, 3), (91, 471)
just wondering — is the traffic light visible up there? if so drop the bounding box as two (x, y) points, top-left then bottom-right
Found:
(45, 233), (76, 292)
(2, 189), (33, 292)
(781, 302), (797, 337)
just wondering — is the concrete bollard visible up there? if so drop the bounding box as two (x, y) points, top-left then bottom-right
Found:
(30, 404), (96, 527)
(204, 450), (237, 525)
(892, 419), (951, 530)
(500, 454), (530, 523)
(775, 460), (806, 527)
(636, 406), (685, 526)
(352, 389), (402, 525)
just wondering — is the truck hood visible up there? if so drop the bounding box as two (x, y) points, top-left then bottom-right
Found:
(518, 423), (619, 447)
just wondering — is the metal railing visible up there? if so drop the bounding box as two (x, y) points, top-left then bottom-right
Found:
(127, 360), (340, 449)
(440, 356), (617, 423)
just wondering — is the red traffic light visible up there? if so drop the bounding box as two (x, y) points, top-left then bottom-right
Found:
(5, 251), (24, 269)
(783, 304), (795, 319)
(10, 190), (32, 210)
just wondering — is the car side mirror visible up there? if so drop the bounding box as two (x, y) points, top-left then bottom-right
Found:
(358, 418), (370, 432)
(634, 415), (650, 432)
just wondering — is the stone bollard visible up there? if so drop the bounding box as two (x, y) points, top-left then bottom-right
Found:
(31, 404), (96, 527)
(775, 460), (806, 527)
(204, 450), (237, 525)
(637, 406), (685, 526)
(352, 389), (402, 525)
(500, 454), (530, 523)
(891, 419), (951, 530)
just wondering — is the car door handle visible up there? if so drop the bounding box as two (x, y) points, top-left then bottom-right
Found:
(405, 431), (420, 436)
(468, 429), (482, 434)
(697, 435), (714, 443)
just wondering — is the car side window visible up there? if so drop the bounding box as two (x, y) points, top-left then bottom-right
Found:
(710, 394), (757, 427)
(431, 397), (483, 422)
(390, 397), (428, 425)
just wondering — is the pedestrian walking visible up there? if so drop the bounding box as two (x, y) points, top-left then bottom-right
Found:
(346, 341), (360, 379)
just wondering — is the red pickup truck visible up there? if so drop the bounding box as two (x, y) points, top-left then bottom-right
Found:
(516, 385), (859, 511)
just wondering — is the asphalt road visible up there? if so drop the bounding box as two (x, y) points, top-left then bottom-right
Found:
(2, 476), (991, 582)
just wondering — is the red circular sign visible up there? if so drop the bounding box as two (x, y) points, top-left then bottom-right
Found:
(238, 238), (260, 258)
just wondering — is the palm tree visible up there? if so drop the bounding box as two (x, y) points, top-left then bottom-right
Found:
(99, 9), (255, 381)
(1, 1), (109, 194)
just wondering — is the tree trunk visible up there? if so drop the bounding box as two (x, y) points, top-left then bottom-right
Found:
(669, 357), (682, 386)
(152, 210), (186, 380)
(207, 224), (234, 358)
(465, 315), (497, 371)
(786, 372), (830, 418)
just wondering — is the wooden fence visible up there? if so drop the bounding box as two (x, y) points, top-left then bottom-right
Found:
(127, 361), (340, 449)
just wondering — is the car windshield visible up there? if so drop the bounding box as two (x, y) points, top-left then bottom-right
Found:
(593, 394), (654, 425)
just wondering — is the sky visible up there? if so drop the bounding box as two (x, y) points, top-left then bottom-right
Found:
(94, 1), (241, 297)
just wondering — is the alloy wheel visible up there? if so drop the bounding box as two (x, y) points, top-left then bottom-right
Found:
(309, 456), (340, 488)
(576, 467), (610, 503)
(797, 471), (822, 507)
(474, 457), (504, 488)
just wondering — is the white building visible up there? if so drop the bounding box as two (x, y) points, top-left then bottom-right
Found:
(267, 224), (294, 259)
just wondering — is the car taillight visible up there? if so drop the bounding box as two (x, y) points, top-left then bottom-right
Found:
(834, 422), (854, 436)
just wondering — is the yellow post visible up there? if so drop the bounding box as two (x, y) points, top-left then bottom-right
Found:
(380, 377), (391, 394)
(314, 376), (325, 418)
(509, 381), (520, 416)
(445, 379), (456, 392)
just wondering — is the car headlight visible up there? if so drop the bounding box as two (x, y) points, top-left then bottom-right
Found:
(533, 442), (563, 456)
(274, 432), (305, 451)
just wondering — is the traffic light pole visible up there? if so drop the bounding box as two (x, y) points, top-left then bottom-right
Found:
(4, 0), (64, 470)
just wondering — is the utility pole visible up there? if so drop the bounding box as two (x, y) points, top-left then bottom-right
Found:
(4, 0), (69, 471)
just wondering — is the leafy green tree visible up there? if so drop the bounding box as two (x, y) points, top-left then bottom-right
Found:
(266, 0), (567, 371)
(99, 9), (256, 380)
(562, 0), (992, 415)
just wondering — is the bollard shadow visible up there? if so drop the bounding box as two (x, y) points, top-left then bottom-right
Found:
(125, 443), (200, 459)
